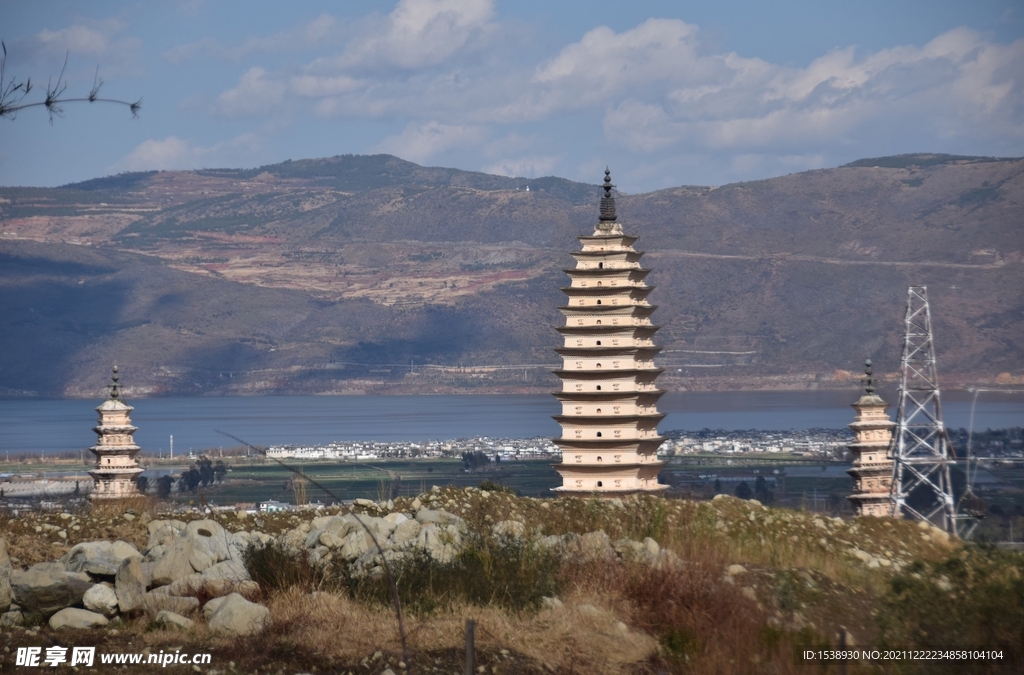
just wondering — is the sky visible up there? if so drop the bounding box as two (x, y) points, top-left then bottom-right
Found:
(1, 0), (1022, 193)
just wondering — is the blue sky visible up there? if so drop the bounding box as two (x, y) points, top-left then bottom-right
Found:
(1, 0), (1022, 192)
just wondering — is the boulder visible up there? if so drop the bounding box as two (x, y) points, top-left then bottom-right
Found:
(147, 520), (186, 550)
(83, 583), (119, 617)
(141, 591), (200, 619)
(318, 530), (346, 549)
(383, 512), (409, 526)
(151, 537), (194, 587)
(11, 563), (93, 618)
(188, 535), (217, 573)
(164, 573), (207, 597)
(202, 559), (250, 582)
(0, 538), (11, 612)
(415, 508), (463, 527)
(49, 607), (109, 630)
(115, 557), (146, 614)
(492, 520), (526, 539)
(202, 595), (228, 621)
(1, 609), (24, 627)
(575, 531), (614, 560)
(165, 574), (254, 600)
(391, 519), (421, 547)
(340, 531), (375, 560)
(184, 520), (231, 561)
(418, 524), (461, 563)
(207, 593), (270, 636)
(155, 610), (194, 630)
(62, 541), (141, 577)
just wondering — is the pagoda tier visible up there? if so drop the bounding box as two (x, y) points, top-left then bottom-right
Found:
(846, 360), (895, 517)
(551, 169), (667, 496)
(88, 366), (144, 500)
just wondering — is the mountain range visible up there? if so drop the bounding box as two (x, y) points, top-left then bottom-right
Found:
(1, 152), (1021, 398)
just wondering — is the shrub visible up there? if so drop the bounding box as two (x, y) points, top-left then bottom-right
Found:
(877, 545), (1024, 674)
(243, 540), (334, 595)
(349, 534), (561, 614)
(478, 479), (515, 494)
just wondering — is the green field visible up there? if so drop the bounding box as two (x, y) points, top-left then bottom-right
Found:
(172, 458), (561, 506)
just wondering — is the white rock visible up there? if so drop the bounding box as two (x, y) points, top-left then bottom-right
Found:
(207, 593), (270, 636)
(155, 610), (193, 630)
(83, 583), (119, 617)
(49, 607), (109, 630)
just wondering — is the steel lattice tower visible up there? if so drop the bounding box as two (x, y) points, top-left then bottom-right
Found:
(889, 286), (964, 536)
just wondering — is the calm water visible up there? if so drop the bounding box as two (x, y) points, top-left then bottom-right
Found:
(0, 390), (1020, 456)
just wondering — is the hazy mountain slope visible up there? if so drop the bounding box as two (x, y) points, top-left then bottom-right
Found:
(0, 153), (1020, 397)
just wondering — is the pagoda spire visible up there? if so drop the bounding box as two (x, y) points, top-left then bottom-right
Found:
(599, 168), (617, 222)
(863, 358), (876, 395)
(109, 364), (122, 399)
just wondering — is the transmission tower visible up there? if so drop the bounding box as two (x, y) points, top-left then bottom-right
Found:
(889, 286), (967, 537)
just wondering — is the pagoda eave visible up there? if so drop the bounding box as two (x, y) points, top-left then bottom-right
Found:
(563, 268), (651, 278)
(571, 250), (646, 257)
(577, 233), (638, 243)
(560, 285), (655, 296)
(551, 486), (668, 496)
(552, 460), (666, 471)
(552, 413), (666, 424)
(552, 368), (664, 378)
(557, 305), (657, 315)
(553, 390), (665, 401)
(554, 438), (664, 450)
(554, 346), (662, 357)
(88, 467), (144, 477)
(556, 324), (661, 335)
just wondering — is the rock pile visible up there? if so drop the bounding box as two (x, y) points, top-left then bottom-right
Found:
(0, 491), (687, 636)
(1, 517), (265, 635)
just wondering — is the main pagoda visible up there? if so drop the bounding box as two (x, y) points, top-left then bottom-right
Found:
(551, 169), (666, 495)
(846, 359), (895, 516)
(88, 366), (144, 500)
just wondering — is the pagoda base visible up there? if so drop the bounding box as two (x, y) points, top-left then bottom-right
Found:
(551, 484), (668, 497)
(848, 492), (894, 517)
(89, 467), (144, 500)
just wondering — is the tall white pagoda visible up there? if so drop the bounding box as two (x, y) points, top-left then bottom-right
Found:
(551, 169), (667, 495)
(846, 359), (895, 516)
(88, 366), (144, 500)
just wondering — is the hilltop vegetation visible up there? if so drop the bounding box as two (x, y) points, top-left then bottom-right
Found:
(0, 153), (1021, 397)
(2, 489), (1021, 674)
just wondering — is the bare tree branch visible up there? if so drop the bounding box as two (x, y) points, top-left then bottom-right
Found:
(0, 41), (140, 121)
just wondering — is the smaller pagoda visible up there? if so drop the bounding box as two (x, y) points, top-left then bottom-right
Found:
(88, 366), (144, 500)
(846, 359), (895, 517)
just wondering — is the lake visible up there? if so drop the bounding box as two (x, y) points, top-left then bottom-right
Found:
(0, 389), (1021, 456)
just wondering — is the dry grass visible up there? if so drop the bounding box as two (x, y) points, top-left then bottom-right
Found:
(262, 587), (658, 674)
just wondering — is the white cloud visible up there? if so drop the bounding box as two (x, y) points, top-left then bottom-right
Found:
(36, 25), (112, 56)
(215, 67), (287, 117)
(15, 19), (144, 76)
(322, 0), (494, 72)
(376, 121), (485, 164)
(111, 133), (264, 172)
(200, 9), (1023, 188)
(557, 22), (1024, 156)
(482, 156), (559, 178)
